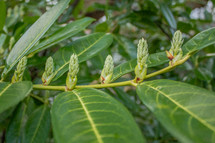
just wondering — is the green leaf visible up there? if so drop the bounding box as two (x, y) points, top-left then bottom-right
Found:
(0, 0), (6, 31)
(113, 87), (140, 112)
(52, 32), (113, 81)
(51, 88), (146, 143)
(6, 103), (27, 143)
(137, 79), (215, 143)
(27, 17), (95, 54)
(113, 35), (137, 59)
(2, 0), (72, 77)
(0, 81), (32, 114)
(183, 27), (215, 55)
(160, 3), (177, 32)
(195, 67), (213, 82)
(111, 52), (168, 82)
(24, 105), (51, 143)
(0, 34), (7, 48)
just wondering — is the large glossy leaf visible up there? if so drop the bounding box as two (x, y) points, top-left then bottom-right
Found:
(24, 105), (51, 143)
(0, 81), (32, 114)
(51, 88), (145, 143)
(183, 27), (215, 55)
(137, 79), (215, 143)
(0, 0), (6, 31)
(2, 0), (72, 77)
(27, 17), (95, 54)
(111, 52), (168, 82)
(52, 33), (113, 81)
(6, 103), (27, 143)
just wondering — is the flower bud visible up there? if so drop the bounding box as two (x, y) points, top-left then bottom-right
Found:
(42, 57), (54, 85)
(167, 30), (184, 65)
(100, 55), (114, 84)
(134, 38), (148, 83)
(12, 56), (27, 83)
(66, 54), (79, 90)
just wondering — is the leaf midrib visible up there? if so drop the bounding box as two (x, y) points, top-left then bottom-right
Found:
(7, 24), (50, 73)
(143, 83), (215, 132)
(72, 90), (103, 143)
(30, 106), (47, 143)
(53, 34), (106, 78)
(0, 83), (12, 96)
(5, 0), (69, 76)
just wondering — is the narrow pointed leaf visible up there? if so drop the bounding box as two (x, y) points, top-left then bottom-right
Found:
(0, 81), (32, 114)
(27, 17), (95, 54)
(52, 32), (113, 81)
(137, 79), (215, 143)
(24, 105), (51, 143)
(2, 0), (72, 77)
(160, 3), (176, 32)
(6, 103), (27, 143)
(183, 27), (215, 55)
(111, 52), (168, 82)
(51, 88), (146, 143)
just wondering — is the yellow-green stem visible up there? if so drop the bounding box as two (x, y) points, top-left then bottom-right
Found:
(145, 55), (190, 79)
(33, 80), (133, 91)
(30, 94), (45, 103)
(33, 55), (190, 91)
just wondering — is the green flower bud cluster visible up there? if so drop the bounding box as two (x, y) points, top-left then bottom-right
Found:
(42, 57), (54, 85)
(12, 56), (27, 83)
(167, 30), (184, 65)
(66, 54), (79, 90)
(100, 55), (114, 84)
(134, 38), (148, 83)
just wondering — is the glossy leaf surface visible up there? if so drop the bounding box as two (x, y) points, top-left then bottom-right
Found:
(51, 88), (145, 143)
(52, 33), (113, 81)
(111, 52), (168, 82)
(137, 79), (215, 143)
(2, 0), (71, 77)
(183, 27), (215, 55)
(24, 105), (51, 143)
(6, 103), (27, 143)
(28, 17), (95, 54)
(0, 81), (32, 114)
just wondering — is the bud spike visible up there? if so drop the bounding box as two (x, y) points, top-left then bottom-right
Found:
(167, 30), (184, 65)
(42, 57), (54, 85)
(66, 54), (79, 90)
(134, 38), (148, 83)
(12, 56), (27, 83)
(100, 55), (114, 84)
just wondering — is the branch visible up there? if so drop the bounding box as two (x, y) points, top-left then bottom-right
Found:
(33, 55), (190, 91)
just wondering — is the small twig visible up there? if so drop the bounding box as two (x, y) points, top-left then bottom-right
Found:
(33, 54), (190, 91)
(30, 94), (45, 103)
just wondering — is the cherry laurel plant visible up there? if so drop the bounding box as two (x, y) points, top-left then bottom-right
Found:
(1, 1), (215, 143)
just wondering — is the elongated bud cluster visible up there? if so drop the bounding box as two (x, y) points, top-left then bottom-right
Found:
(66, 54), (79, 90)
(100, 55), (114, 84)
(134, 38), (148, 83)
(12, 56), (27, 83)
(166, 30), (184, 65)
(42, 57), (54, 85)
